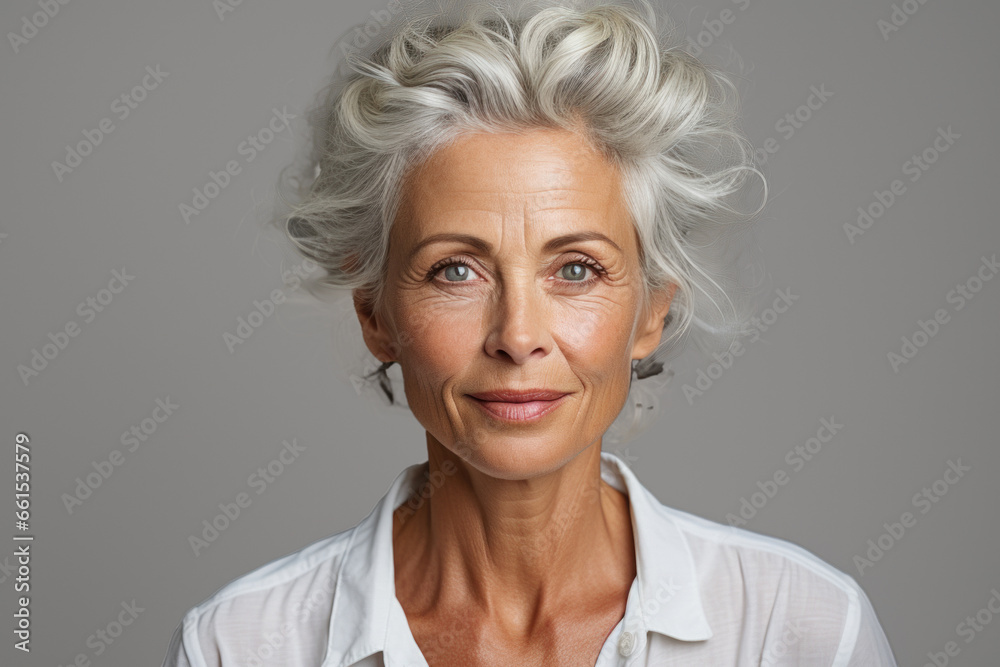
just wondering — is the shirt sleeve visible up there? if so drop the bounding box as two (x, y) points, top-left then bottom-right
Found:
(840, 578), (898, 667)
(755, 558), (899, 667)
(161, 619), (198, 667)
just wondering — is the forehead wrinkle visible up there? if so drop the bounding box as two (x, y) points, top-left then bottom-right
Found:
(402, 130), (629, 259)
(523, 182), (619, 210)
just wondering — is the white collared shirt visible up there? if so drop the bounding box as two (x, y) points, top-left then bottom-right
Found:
(161, 452), (898, 666)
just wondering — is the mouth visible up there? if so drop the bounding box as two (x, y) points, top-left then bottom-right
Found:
(466, 389), (570, 422)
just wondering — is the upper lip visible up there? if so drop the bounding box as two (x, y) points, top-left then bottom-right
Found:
(468, 389), (569, 402)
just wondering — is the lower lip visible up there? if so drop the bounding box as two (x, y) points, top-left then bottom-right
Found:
(468, 395), (568, 422)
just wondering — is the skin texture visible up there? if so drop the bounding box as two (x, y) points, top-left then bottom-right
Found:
(354, 126), (675, 666)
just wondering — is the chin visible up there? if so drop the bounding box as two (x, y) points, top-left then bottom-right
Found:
(453, 431), (592, 481)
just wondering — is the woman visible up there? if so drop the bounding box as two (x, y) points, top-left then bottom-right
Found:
(163, 0), (898, 664)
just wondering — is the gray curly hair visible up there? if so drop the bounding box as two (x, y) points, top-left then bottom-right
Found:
(271, 0), (765, 443)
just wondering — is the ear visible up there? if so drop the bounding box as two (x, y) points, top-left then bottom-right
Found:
(353, 287), (396, 363)
(631, 283), (676, 361)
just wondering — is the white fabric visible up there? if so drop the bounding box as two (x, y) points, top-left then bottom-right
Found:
(161, 452), (898, 666)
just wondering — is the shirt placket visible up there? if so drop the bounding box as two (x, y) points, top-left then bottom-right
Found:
(595, 577), (649, 667)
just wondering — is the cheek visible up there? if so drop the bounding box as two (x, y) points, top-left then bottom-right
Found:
(396, 302), (478, 373)
(552, 302), (635, 377)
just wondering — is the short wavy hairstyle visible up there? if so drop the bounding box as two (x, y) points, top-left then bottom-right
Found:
(272, 0), (765, 442)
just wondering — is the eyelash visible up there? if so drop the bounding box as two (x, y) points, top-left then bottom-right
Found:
(427, 254), (607, 288)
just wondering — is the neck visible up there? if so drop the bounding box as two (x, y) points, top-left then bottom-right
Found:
(392, 432), (636, 631)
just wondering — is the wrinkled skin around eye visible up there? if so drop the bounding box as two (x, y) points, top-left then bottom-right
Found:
(355, 126), (674, 480)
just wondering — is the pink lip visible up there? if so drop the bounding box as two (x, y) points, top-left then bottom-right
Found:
(467, 389), (569, 422)
(469, 389), (568, 402)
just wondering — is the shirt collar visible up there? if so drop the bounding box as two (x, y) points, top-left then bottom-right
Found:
(322, 451), (712, 667)
(599, 451), (714, 642)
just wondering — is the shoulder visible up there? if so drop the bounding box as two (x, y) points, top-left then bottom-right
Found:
(655, 504), (894, 665)
(666, 503), (859, 603)
(162, 527), (356, 667)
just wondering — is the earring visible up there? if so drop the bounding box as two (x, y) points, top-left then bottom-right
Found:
(365, 360), (396, 405)
(633, 356), (664, 380)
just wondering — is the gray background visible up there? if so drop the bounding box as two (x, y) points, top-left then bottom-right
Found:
(1, 0), (998, 665)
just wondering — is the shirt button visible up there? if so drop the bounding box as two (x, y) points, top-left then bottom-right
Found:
(618, 630), (635, 657)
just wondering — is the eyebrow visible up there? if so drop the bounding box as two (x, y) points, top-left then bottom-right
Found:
(407, 231), (623, 262)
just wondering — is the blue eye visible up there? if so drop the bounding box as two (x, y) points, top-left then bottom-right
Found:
(561, 262), (590, 281)
(428, 255), (605, 287)
(442, 264), (472, 282)
(427, 258), (480, 283)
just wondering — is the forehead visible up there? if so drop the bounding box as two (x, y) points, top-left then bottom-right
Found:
(395, 127), (633, 242)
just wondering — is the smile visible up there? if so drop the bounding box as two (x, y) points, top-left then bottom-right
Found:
(466, 394), (569, 422)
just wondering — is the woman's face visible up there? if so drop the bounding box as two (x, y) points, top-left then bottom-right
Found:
(356, 126), (673, 480)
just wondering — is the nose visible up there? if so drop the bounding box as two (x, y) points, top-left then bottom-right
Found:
(484, 278), (552, 366)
